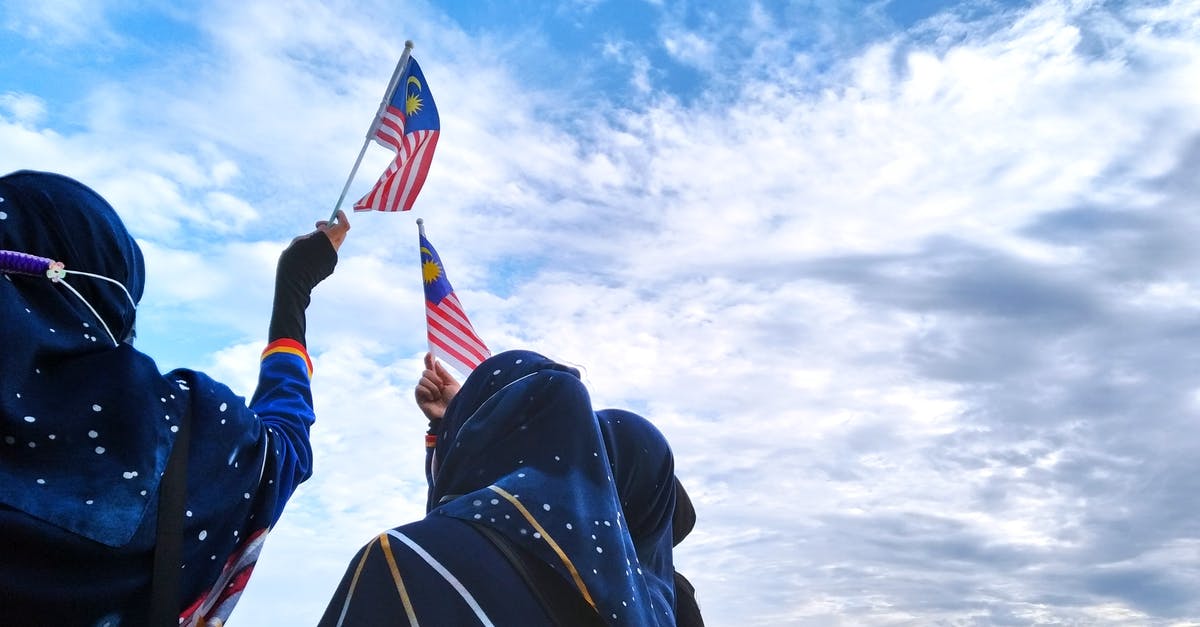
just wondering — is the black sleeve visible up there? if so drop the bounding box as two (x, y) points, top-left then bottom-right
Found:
(268, 233), (338, 345)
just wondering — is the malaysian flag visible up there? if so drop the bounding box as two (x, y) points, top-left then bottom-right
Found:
(419, 230), (490, 376)
(354, 56), (440, 212)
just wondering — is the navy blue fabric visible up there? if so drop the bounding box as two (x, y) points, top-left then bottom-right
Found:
(0, 170), (143, 342)
(0, 171), (322, 624)
(0, 170), (165, 546)
(319, 517), (563, 626)
(596, 409), (678, 619)
(429, 350), (677, 626)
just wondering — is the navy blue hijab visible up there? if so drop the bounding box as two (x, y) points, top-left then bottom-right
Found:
(596, 409), (677, 614)
(0, 171), (182, 547)
(429, 350), (677, 625)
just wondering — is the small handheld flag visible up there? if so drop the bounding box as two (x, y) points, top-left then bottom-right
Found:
(328, 41), (440, 223)
(418, 220), (490, 376)
(354, 55), (440, 213)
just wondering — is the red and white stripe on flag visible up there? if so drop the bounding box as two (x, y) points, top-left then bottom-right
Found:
(427, 292), (490, 377)
(354, 124), (439, 212)
(373, 104), (408, 152)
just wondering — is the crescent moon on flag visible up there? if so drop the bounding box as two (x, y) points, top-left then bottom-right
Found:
(407, 76), (423, 92)
(421, 246), (433, 257)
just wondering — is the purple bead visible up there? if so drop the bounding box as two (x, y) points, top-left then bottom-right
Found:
(0, 250), (54, 276)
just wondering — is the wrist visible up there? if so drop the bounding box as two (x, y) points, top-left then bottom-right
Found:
(425, 418), (442, 448)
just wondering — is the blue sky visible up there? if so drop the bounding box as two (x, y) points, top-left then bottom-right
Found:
(4, 0), (1200, 625)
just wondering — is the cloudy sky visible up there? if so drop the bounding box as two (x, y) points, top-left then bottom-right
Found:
(4, 0), (1200, 624)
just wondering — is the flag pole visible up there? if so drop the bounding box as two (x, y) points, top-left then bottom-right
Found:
(328, 40), (416, 224)
(417, 217), (434, 357)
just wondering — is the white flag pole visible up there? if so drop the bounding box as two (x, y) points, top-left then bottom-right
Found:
(417, 217), (435, 357)
(328, 40), (415, 224)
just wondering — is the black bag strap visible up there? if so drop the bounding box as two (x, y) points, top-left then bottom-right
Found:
(469, 523), (604, 627)
(148, 410), (192, 627)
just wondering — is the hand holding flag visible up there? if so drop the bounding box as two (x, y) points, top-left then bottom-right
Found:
(415, 352), (461, 421)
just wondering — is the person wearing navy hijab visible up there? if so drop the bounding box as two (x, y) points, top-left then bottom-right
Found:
(0, 170), (349, 626)
(320, 350), (703, 626)
(597, 409), (704, 626)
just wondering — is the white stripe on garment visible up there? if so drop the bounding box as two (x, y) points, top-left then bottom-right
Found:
(386, 529), (495, 627)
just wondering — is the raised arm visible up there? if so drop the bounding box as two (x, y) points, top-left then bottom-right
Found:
(251, 210), (350, 523)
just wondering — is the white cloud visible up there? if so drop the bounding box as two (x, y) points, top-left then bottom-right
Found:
(0, 92), (46, 125)
(1, 0), (119, 46)
(6, 0), (1200, 624)
(201, 191), (259, 232)
(662, 29), (715, 68)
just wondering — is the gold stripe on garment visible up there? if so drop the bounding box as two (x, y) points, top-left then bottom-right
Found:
(334, 536), (377, 627)
(347, 537), (375, 598)
(380, 532), (421, 626)
(487, 485), (596, 609)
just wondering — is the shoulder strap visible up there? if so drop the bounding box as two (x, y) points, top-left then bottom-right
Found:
(148, 410), (192, 627)
(469, 523), (604, 627)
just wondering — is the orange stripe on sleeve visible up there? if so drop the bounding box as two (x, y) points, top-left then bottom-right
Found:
(261, 338), (313, 379)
